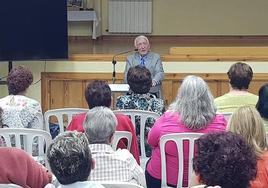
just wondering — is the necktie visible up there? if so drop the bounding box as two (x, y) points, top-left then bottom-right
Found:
(140, 57), (145, 66)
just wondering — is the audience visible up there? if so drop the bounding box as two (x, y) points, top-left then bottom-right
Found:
(0, 147), (52, 188)
(228, 106), (268, 188)
(83, 106), (146, 187)
(256, 83), (268, 131)
(0, 66), (42, 129)
(145, 75), (227, 188)
(46, 131), (104, 188)
(67, 80), (139, 163)
(215, 62), (258, 113)
(116, 65), (165, 157)
(190, 132), (257, 188)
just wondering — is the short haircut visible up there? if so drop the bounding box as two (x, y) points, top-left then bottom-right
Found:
(84, 80), (111, 109)
(134, 35), (150, 47)
(83, 106), (117, 144)
(7, 66), (33, 95)
(127, 65), (152, 94)
(169, 75), (216, 129)
(0, 107), (3, 128)
(227, 62), (253, 90)
(193, 132), (257, 188)
(228, 106), (267, 158)
(47, 131), (92, 185)
(256, 83), (268, 119)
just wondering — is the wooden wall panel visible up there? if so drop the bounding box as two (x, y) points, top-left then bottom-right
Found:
(50, 81), (64, 109)
(41, 72), (268, 113)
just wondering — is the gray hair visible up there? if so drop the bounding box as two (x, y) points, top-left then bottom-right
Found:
(169, 75), (216, 129)
(47, 131), (92, 185)
(83, 106), (117, 144)
(134, 35), (150, 47)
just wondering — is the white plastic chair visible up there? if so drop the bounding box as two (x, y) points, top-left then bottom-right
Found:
(0, 128), (52, 168)
(221, 112), (232, 122)
(36, 112), (45, 130)
(44, 108), (88, 134)
(160, 133), (204, 188)
(92, 181), (144, 188)
(111, 131), (132, 151)
(0, 184), (22, 188)
(113, 109), (160, 169)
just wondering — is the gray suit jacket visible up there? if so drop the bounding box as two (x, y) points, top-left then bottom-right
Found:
(124, 51), (164, 94)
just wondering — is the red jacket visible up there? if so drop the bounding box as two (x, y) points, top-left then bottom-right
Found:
(0, 148), (51, 188)
(67, 112), (140, 164)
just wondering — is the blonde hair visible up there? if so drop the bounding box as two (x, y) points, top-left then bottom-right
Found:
(228, 106), (267, 157)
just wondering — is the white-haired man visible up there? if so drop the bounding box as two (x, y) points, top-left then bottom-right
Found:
(124, 35), (164, 98)
(84, 106), (146, 187)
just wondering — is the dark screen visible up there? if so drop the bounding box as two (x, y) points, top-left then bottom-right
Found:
(0, 0), (68, 61)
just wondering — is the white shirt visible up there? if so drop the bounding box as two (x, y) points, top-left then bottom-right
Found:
(45, 181), (104, 188)
(88, 144), (146, 187)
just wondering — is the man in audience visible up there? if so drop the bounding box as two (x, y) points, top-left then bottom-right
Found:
(67, 80), (139, 164)
(215, 62), (258, 112)
(46, 131), (104, 188)
(190, 132), (257, 188)
(124, 35), (164, 98)
(84, 106), (146, 187)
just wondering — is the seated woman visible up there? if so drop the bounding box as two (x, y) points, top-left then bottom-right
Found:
(116, 65), (165, 156)
(191, 132), (257, 188)
(46, 131), (104, 188)
(0, 147), (52, 188)
(145, 75), (227, 188)
(67, 80), (140, 164)
(256, 83), (268, 131)
(228, 106), (268, 188)
(0, 66), (42, 129)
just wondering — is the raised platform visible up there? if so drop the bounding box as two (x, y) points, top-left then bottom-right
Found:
(69, 46), (268, 61)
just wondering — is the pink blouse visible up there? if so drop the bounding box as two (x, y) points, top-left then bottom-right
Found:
(146, 111), (227, 186)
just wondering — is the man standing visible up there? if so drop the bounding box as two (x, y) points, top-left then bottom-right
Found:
(124, 35), (164, 98)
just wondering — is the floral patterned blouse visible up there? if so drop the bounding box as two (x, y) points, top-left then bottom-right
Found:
(116, 92), (165, 156)
(0, 95), (42, 129)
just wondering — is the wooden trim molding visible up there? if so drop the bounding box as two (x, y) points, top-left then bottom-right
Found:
(69, 47), (268, 62)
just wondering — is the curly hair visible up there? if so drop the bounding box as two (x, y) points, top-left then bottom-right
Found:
(227, 62), (253, 90)
(0, 107), (3, 128)
(256, 83), (268, 119)
(193, 132), (257, 188)
(127, 65), (152, 94)
(47, 131), (92, 185)
(7, 66), (33, 95)
(85, 80), (111, 109)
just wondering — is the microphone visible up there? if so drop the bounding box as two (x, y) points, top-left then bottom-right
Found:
(112, 49), (138, 65)
(112, 49), (137, 84)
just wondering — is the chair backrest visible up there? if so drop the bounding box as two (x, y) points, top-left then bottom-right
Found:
(113, 109), (160, 168)
(0, 184), (23, 188)
(44, 108), (88, 134)
(0, 128), (52, 168)
(92, 181), (143, 188)
(36, 112), (45, 130)
(111, 131), (132, 151)
(160, 133), (203, 188)
(221, 112), (233, 122)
